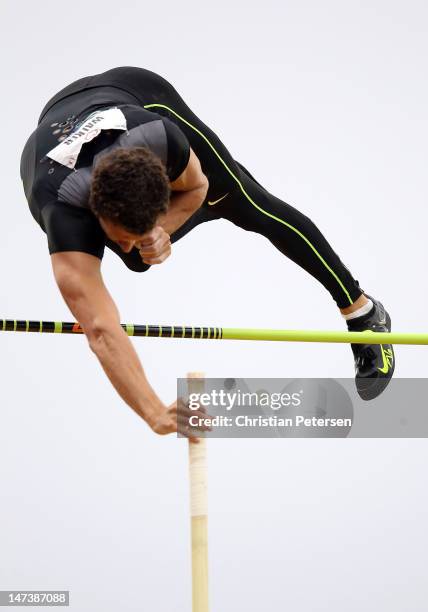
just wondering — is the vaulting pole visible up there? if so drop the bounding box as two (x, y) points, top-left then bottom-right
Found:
(1, 319), (427, 345)
(187, 372), (209, 612)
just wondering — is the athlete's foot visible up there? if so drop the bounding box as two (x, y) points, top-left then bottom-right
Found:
(346, 295), (395, 401)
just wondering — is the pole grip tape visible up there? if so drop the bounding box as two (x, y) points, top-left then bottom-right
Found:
(188, 372), (208, 518)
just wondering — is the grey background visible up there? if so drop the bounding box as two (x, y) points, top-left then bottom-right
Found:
(1, 0), (427, 610)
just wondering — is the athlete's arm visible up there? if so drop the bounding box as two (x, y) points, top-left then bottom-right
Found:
(50, 250), (205, 437)
(158, 148), (208, 236)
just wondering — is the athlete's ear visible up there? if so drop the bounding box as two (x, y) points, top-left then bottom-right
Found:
(169, 148), (208, 192)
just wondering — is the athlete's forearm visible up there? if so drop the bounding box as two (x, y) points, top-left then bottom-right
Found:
(87, 322), (164, 427)
(159, 183), (208, 235)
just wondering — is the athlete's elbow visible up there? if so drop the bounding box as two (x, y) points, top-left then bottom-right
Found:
(85, 318), (119, 354)
(189, 179), (209, 211)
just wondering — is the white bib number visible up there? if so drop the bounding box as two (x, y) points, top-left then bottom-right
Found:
(47, 107), (127, 169)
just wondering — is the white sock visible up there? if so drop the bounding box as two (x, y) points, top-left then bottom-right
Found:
(343, 298), (374, 321)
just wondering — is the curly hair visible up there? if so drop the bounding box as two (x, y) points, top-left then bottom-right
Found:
(89, 147), (170, 233)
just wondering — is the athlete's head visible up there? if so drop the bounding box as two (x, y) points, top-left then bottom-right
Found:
(89, 147), (170, 251)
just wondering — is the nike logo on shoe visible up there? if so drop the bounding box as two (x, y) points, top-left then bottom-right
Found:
(378, 346), (394, 373)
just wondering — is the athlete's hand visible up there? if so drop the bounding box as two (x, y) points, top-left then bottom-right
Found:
(137, 226), (171, 265)
(151, 398), (212, 443)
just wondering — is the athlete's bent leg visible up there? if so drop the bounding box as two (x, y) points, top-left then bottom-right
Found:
(219, 163), (394, 400)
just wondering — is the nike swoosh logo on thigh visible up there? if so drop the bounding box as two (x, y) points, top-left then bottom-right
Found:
(208, 193), (229, 206)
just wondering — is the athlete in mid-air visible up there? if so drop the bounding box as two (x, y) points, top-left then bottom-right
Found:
(20, 66), (395, 437)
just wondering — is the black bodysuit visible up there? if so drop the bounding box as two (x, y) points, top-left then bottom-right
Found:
(20, 66), (363, 308)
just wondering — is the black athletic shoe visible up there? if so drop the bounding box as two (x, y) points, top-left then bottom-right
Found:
(347, 296), (395, 401)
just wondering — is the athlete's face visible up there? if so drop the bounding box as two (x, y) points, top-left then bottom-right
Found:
(98, 216), (146, 253)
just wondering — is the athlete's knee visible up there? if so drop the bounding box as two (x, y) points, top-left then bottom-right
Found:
(274, 200), (320, 234)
